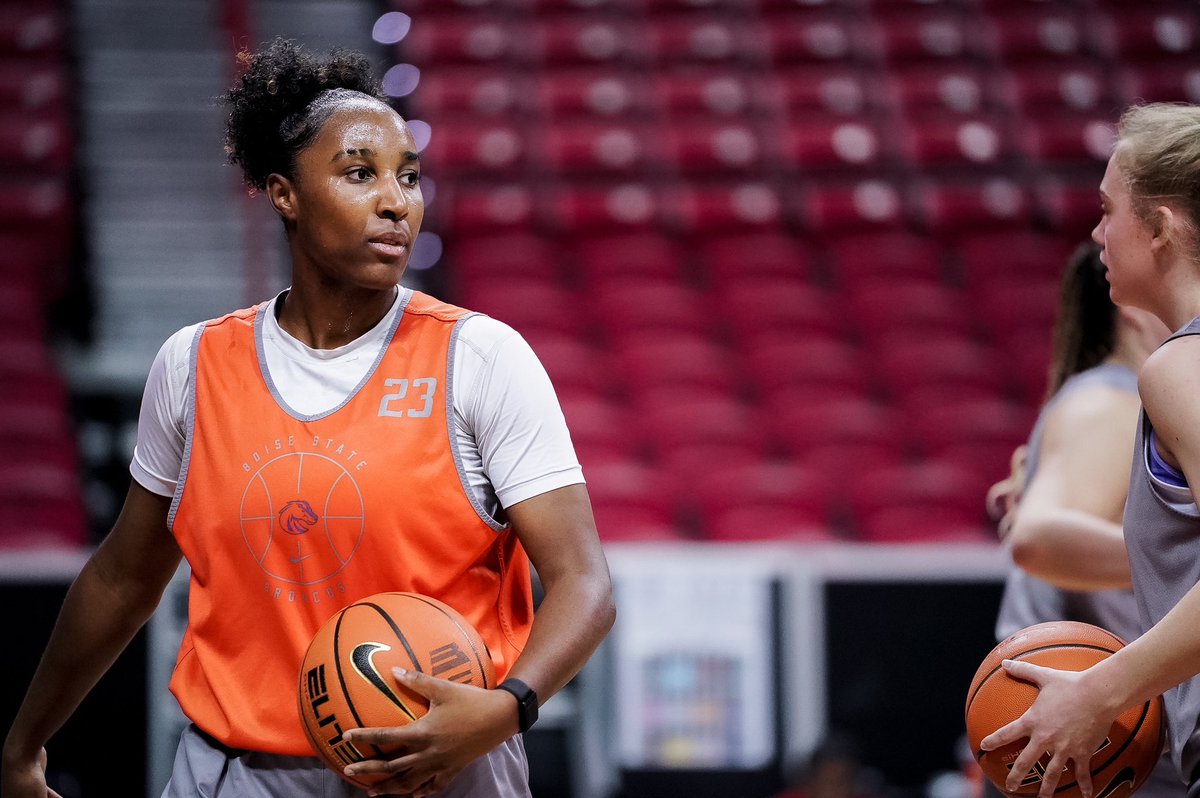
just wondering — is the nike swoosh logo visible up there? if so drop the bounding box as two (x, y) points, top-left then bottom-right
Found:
(351, 642), (418, 721)
(1096, 767), (1136, 798)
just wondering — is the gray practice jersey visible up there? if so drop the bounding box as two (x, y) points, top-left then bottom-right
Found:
(995, 363), (1145, 643)
(1126, 316), (1200, 786)
(997, 362), (1184, 795)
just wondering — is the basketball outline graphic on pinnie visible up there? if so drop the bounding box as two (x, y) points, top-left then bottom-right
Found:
(240, 451), (367, 585)
(351, 642), (419, 721)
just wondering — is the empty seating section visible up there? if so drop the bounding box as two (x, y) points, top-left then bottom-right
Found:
(393, 0), (1198, 542)
(0, 1), (86, 548)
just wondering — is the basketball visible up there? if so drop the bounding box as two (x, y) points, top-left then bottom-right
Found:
(297, 592), (496, 787)
(965, 621), (1164, 798)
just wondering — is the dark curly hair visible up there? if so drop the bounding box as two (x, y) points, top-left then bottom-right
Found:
(224, 37), (387, 191)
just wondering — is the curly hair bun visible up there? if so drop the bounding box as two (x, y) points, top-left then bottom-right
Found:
(224, 37), (386, 190)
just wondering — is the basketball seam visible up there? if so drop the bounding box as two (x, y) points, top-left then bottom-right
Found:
(362, 600), (426, 674)
(332, 609), (385, 759)
(965, 643), (1118, 710)
(405, 593), (494, 689)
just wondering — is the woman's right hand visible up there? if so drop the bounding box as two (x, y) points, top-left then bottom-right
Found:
(980, 659), (1121, 798)
(1, 746), (63, 798)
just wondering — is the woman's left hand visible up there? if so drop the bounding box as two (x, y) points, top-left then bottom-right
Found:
(341, 667), (519, 797)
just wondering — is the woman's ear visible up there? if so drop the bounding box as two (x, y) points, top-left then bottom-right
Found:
(266, 173), (297, 223)
(1149, 204), (1176, 254)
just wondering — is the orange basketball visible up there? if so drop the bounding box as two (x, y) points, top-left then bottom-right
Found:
(965, 621), (1164, 798)
(297, 592), (496, 788)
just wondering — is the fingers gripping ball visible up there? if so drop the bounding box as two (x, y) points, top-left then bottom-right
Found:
(965, 621), (1164, 798)
(298, 592), (496, 788)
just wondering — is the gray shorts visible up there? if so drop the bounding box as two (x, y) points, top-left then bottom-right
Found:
(162, 724), (531, 798)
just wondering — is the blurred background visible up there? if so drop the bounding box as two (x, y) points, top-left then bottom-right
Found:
(1, 0), (1197, 796)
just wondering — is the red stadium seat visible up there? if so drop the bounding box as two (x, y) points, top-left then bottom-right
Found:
(457, 279), (587, 338)
(0, 500), (87, 549)
(824, 231), (948, 284)
(634, 390), (761, 453)
(670, 181), (790, 233)
(0, 63), (64, 110)
(912, 178), (1032, 234)
(984, 9), (1092, 63)
(420, 119), (526, 177)
(662, 120), (773, 177)
(1003, 61), (1113, 116)
(590, 277), (712, 338)
(760, 13), (874, 65)
(969, 274), (1062, 355)
(723, 280), (851, 342)
(530, 18), (649, 66)
(872, 334), (1012, 401)
(523, 0), (631, 11)
(559, 394), (643, 464)
(411, 69), (530, 118)
(772, 65), (888, 117)
(546, 183), (667, 233)
(584, 460), (681, 529)
(694, 232), (814, 285)
(800, 180), (909, 237)
(742, 336), (873, 396)
(0, 115), (70, 174)
(781, 117), (891, 172)
(909, 396), (1033, 463)
(694, 461), (835, 528)
(1034, 177), (1104, 236)
(898, 113), (1014, 168)
(1115, 62), (1200, 106)
(868, 8), (992, 64)
(646, 16), (763, 66)
(704, 506), (838, 543)
(400, 17), (525, 67)
(843, 279), (974, 339)
(655, 69), (771, 119)
(574, 231), (687, 284)
(612, 335), (741, 394)
(772, 395), (902, 457)
(448, 232), (560, 285)
(956, 231), (1076, 289)
(1093, 7), (1199, 62)
(439, 186), (540, 235)
(591, 503), (687, 543)
(527, 333), (613, 397)
(542, 121), (662, 177)
(887, 64), (997, 116)
(1018, 114), (1117, 166)
(0, 7), (64, 59)
(537, 70), (655, 120)
(848, 459), (994, 543)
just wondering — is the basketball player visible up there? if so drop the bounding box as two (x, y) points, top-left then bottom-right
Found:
(974, 103), (1200, 798)
(984, 242), (1176, 798)
(1, 39), (615, 798)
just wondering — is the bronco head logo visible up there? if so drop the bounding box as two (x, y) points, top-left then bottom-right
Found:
(278, 500), (319, 535)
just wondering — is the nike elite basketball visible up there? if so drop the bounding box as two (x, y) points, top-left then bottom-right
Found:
(965, 621), (1164, 798)
(298, 592), (496, 787)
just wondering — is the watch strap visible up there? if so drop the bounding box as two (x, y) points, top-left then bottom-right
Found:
(497, 677), (539, 733)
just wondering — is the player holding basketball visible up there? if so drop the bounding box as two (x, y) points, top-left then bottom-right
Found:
(976, 103), (1200, 798)
(1, 39), (615, 798)
(985, 242), (1176, 797)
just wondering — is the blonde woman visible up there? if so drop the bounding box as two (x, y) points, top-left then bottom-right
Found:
(978, 103), (1200, 798)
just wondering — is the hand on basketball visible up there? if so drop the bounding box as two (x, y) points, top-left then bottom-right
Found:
(341, 667), (520, 798)
(0, 746), (64, 798)
(980, 659), (1118, 798)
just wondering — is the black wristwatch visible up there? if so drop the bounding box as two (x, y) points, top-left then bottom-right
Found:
(497, 678), (539, 733)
